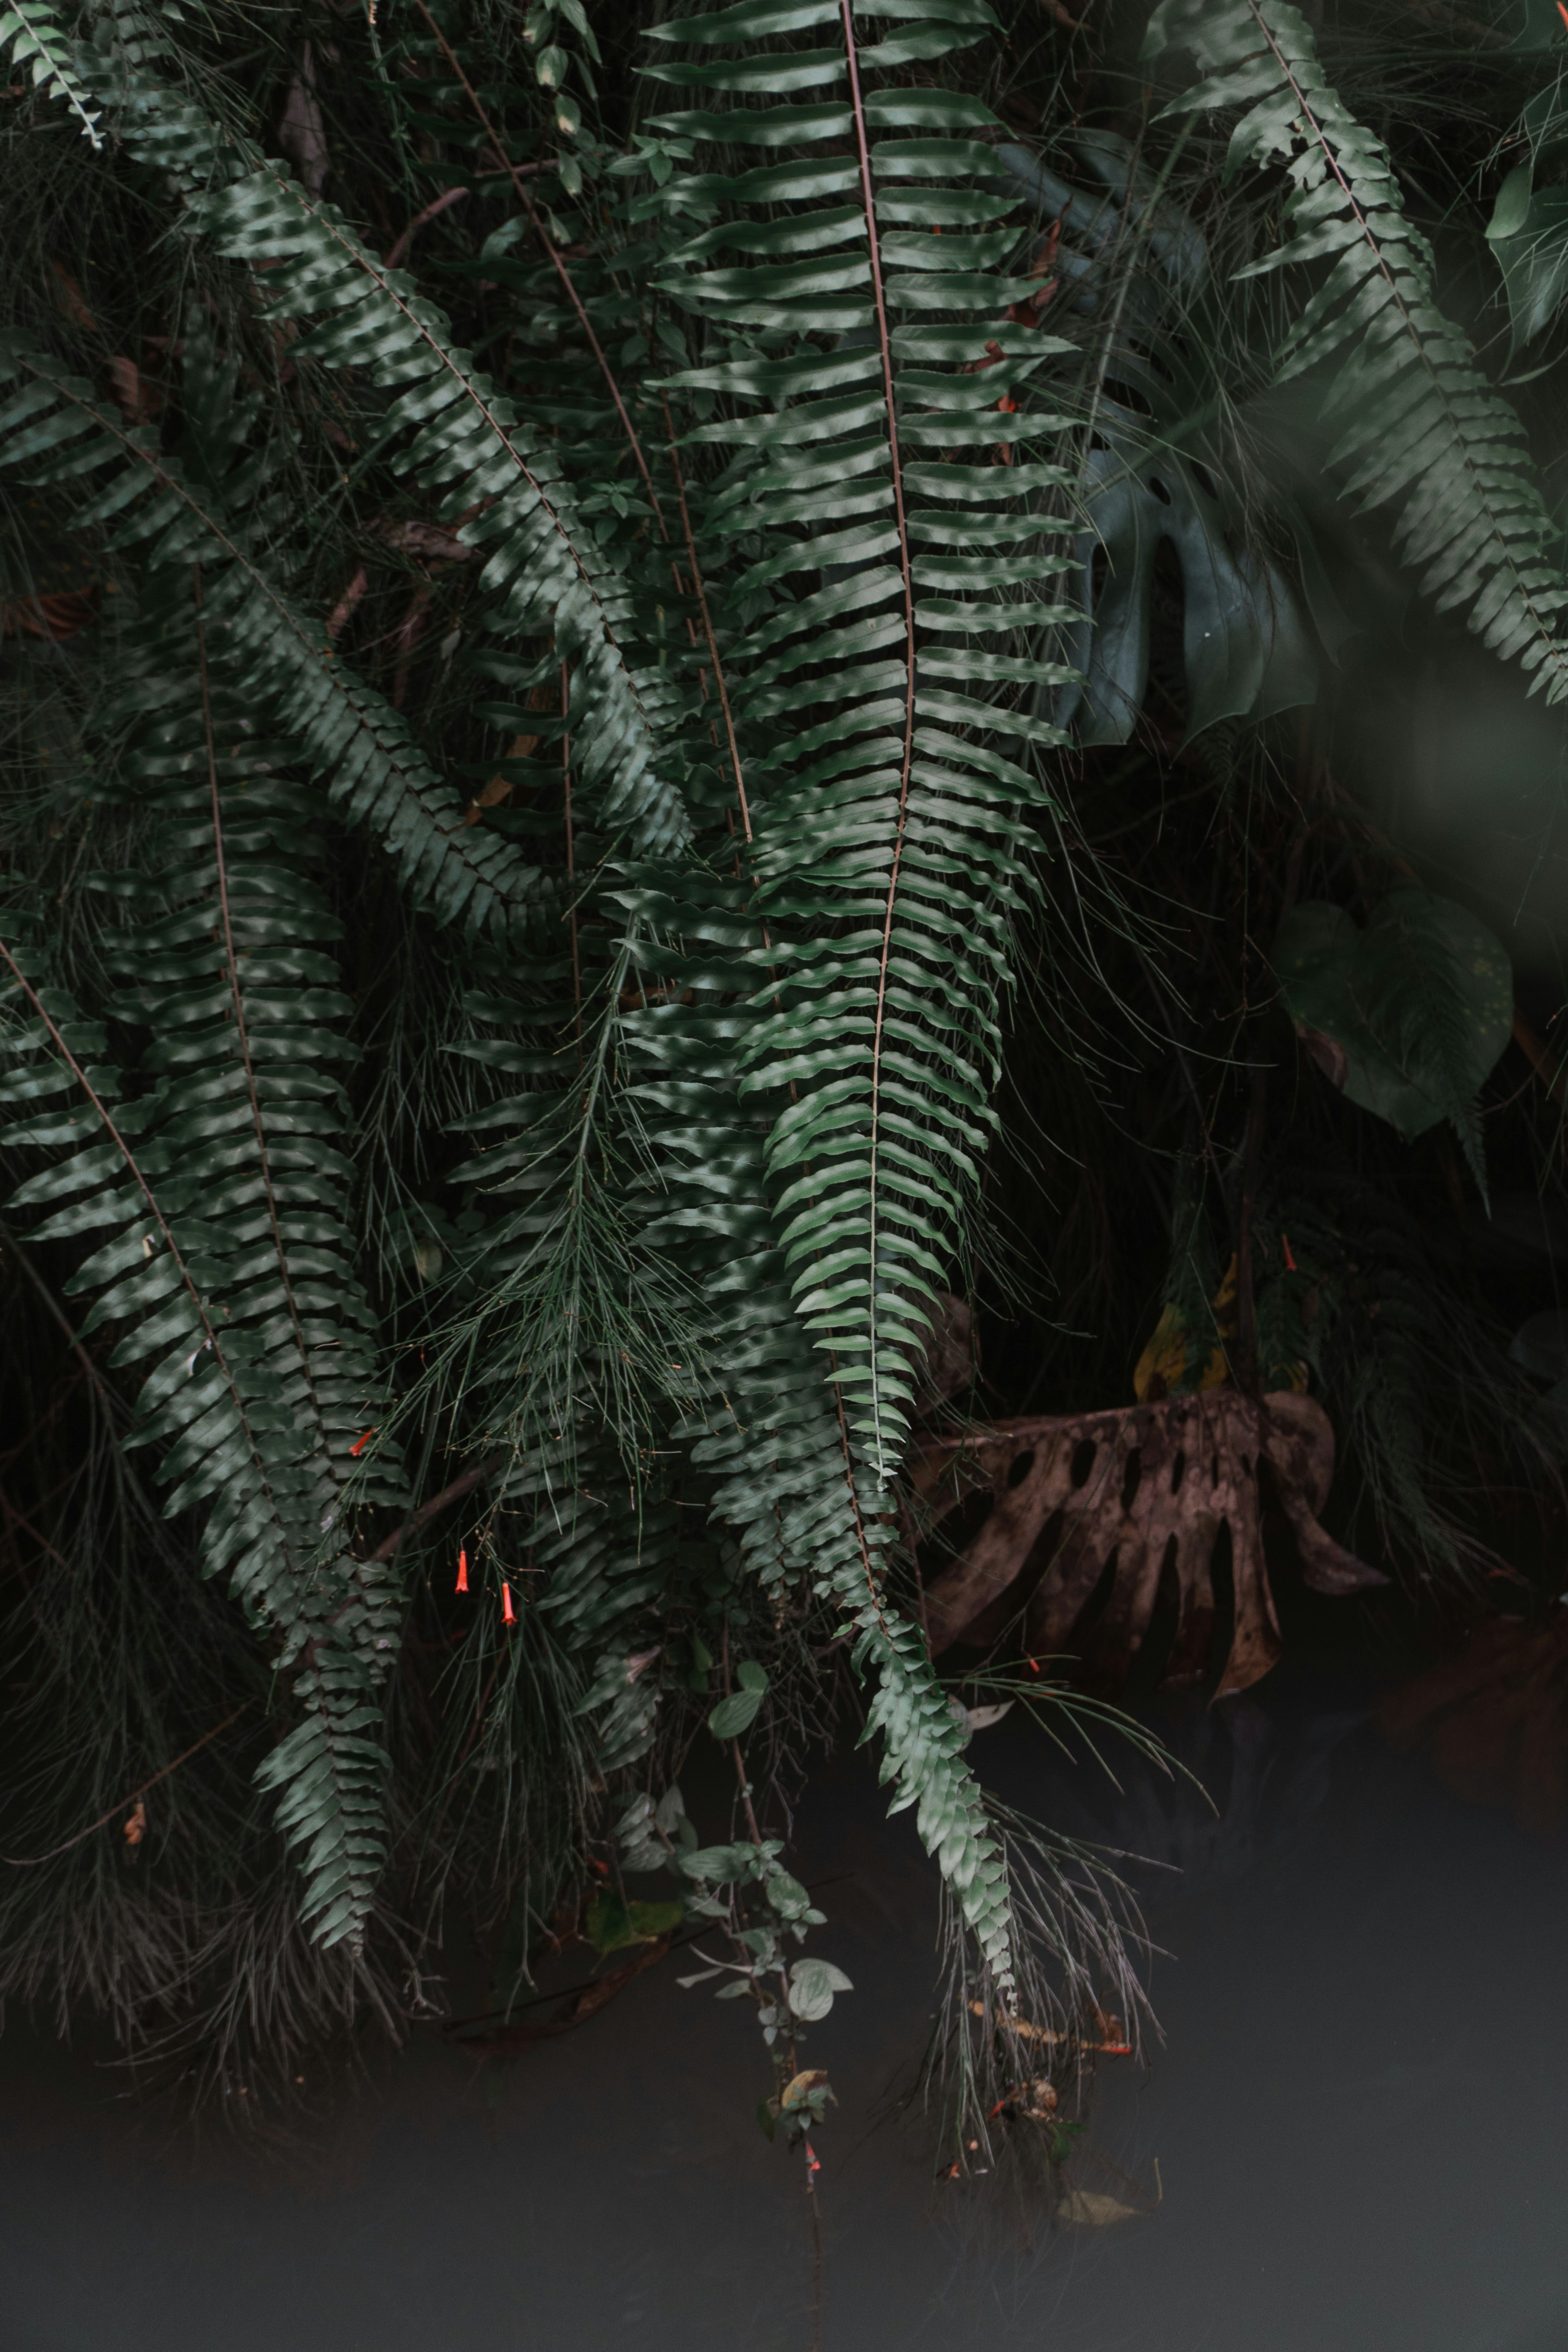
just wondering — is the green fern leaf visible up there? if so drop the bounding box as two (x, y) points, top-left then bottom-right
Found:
(0, 0), (102, 145)
(1144, 0), (1568, 698)
(0, 336), (557, 944)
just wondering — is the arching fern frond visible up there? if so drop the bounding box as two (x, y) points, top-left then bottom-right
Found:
(83, 55), (691, 866)
(0, 336), (557, 943)
(0, 325), (420, 1950)
(617, 880), (1016, 1989)
(1144, 0), (1568, 700)
(0, 793), (404, 1952)
(650, 0), (1073, 1481)
(630, 0), (1103, 1989)
(0, 0), (102, 146)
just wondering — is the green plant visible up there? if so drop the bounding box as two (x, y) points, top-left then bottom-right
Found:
(0, 0), (1565, 2200)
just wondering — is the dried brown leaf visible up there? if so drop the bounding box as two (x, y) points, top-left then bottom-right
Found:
(277, 46), (329, 198)
(370, 518), (476, 565)
(914, 1390), (1384, 1696)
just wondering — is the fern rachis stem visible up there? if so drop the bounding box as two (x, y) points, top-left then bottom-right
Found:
(0, 1701), (256, 1869)
(662, 397), (751, 844)
(563, 660), (582, 1067)
(841, 0), (918, 1483)
(192, 567), (335, 1468)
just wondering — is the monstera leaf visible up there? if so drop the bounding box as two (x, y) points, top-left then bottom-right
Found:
(1486, 162), (1568, 358)
(911, 1390), (1382, 1700)
(1273, 891), (1513, 1143)
(999, 138), (1319, 748)
(1056, 439), (1319, 745)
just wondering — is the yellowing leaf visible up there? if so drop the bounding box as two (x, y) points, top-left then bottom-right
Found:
(1058, 2189), (1139, 2227)
(1132, 1255), (1237, 1401)
(584, 1894), (684, 1954)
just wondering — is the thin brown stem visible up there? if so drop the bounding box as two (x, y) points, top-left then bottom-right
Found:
(563, 659), (582, 1065)
(0, 1213), (125, 1426)
(365, 1454), (503, 1564)
(841, 0), (917, 1479)
(1, 1701), (255, 1867)
(385, 182), (469, 269)
(719, 1618), (766, 1848)
(0, 1485), (75, 1575)
(805, 2172), (825, 2352)
(662, 396), (752, 842)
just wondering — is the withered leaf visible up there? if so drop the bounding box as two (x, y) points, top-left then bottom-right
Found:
(913, 1390), (1385, 1696)
(370, 517), (476, 565)
(1058, 2189), (1140, 2226)
(780, 2068), (831, 2113)
(917, 1290), (978, 1409)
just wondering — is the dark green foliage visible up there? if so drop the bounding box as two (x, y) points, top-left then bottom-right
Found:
(1146, 0), (1568, 699)
(1273, 890), (1513, 1148)
(997, 134), (1319, 746)
(0, 0), (1564, 2134)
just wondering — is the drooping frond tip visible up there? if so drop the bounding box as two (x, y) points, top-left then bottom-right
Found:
(1145, 0), (1568, 701)
(0, 0), (103, 145)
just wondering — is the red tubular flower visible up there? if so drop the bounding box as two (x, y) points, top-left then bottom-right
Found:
(502, 1581), (516, 1625)
(455, 1547), (468, 1594)
(349, 1428), (374, 1458)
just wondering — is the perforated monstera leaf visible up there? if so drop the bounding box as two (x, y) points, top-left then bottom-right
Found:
(1273, 891), (1513, 1142)
(1057, 440), (1319, 746)
(998, 139), (1319, 748)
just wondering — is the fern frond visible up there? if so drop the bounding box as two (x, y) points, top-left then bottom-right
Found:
(621, 0), (1108, 1986)
(0, 336), (557, 944)
(79, 46), (694, 864)
(618, 869), (1014, 1983)
(1144, 0), (1568, 699)
(651, 0), (1073, 1480)
(0, 908), (401, 1949)
(0, 331), (417, 1949)
(0, 41), (690, 909)
(0, 0), (102, 146)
